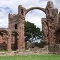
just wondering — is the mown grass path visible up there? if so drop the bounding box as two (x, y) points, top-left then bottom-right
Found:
(0, 54), (60, 60)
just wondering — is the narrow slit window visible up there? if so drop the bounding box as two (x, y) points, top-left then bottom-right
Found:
(15, 24), (18, 29)
(21, 9), (23, 15)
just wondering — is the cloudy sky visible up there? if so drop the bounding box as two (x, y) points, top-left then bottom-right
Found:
(0, 0), (60, 29)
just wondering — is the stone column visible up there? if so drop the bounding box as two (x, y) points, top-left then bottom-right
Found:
(21, 23), (25, 49)
(48, 26), (53, 45)
(17, 22), (25, 51)
(17, 7), (26, 51)
(7, 33), (12, 51)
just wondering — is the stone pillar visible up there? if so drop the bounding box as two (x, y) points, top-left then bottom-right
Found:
(18, 22), (25, 51)
(21, 23), (25, 49)
(7, 33), (11, 51)
(42, 18), (48, 44)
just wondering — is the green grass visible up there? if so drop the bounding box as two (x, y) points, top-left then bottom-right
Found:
(0, 54), (60, 60)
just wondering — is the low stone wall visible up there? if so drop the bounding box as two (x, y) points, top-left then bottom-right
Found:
(1, 45), (60, 56)
(0, 46), (49, 56)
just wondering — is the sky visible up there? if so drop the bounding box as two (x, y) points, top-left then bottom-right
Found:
(0, 0), (60, 29)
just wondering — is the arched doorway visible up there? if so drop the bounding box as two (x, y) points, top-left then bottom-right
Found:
(17, 1), (55, 50)
(25, 7), (46, 49)
(0, 30), (9, 50)
(11, 31), (19, 50)
(55, 28), (60, 44)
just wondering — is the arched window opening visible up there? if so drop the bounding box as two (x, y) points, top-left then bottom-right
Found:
(25, 9), (46, 49)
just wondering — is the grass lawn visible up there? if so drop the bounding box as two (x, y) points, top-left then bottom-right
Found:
(0, 54), (60, 60)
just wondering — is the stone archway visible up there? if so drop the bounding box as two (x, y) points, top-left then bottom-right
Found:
(25, 7), (46, 15)
(24, 7), (46, 49)
(0, 30), (9, 50)
(17, 1), (54, 50)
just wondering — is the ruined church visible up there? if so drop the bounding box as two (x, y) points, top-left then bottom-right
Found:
(0, 1), (60, 52)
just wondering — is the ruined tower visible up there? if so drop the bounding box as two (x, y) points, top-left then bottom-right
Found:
(8, 5), (25, 50)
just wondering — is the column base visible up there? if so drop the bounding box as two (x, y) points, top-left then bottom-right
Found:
(17, 48), (25, 52)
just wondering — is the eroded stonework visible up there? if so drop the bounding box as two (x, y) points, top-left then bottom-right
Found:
(0, 1), (60, 52)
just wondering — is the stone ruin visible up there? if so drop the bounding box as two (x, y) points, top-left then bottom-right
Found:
(0, 1), (60, 53)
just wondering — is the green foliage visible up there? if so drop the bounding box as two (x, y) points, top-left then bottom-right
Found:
(24, 21), (42, 41)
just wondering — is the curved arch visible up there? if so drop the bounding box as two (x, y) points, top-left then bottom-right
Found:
(25, 7), (46, 15)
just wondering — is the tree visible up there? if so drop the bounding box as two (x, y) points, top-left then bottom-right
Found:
(24, 21), (42, 42)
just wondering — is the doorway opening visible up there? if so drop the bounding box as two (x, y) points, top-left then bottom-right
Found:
(11, 32), (18, 50)
(0, 30), (8, 50)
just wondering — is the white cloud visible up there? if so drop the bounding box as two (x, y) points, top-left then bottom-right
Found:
(0, 17), (8, 28)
